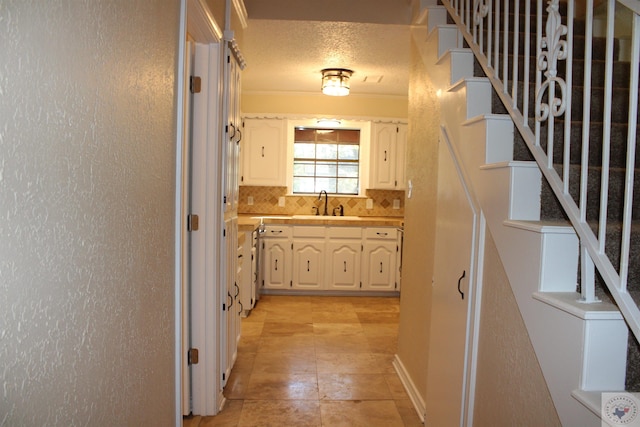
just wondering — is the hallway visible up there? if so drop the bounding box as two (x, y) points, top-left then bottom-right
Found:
(183, 295), (422, 426)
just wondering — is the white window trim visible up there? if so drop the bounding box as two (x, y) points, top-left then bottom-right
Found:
(286, 118), (371, 196)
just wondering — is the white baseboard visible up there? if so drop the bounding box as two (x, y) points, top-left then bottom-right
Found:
(393, 354), (426, 423)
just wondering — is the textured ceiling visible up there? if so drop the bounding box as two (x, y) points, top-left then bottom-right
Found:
(241, 0), (412, 98)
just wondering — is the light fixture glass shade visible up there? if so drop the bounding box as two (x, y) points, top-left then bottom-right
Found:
(321, 68), (353, 96)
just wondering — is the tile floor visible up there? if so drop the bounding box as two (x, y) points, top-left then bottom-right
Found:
(183, 295), (423, 427)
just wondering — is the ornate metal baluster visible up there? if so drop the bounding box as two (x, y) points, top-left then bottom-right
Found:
(535, 0), (568, 123)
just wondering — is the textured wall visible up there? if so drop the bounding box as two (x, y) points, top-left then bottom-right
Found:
(396, 37), (440, 404)
(473, 232), (561, 426)
(241, 92), (408, 119)
(1, 1), (179, 425)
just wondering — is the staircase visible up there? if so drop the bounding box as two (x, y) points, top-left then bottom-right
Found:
(414, 0), (639, 425)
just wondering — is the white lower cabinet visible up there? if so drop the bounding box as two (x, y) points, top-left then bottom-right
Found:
(261, 225), (292, 290)
(292, 226), (325, 290)
(239, 229), (258, 316)
(362, 228), (398, 291)
(260, 224), (399, 293)
(326, 227), (362, 291)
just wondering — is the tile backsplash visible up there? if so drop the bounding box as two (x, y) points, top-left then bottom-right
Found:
(238, 186), (404, 217)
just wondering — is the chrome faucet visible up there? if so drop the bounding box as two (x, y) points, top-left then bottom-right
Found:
(318, 190), (329, 216)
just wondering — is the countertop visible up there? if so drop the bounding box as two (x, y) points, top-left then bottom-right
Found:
(237, 214), (404, 231)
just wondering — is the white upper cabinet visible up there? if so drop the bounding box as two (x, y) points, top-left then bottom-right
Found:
(241, 118), (286, 186)
(369, 123), (407, 190)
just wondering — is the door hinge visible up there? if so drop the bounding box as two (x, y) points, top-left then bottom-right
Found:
(222, 302), (226, 311)
(291, 243), (293, 250)
(190, 76), (201, 94)
(223, 195), (227, 204)
(359, 282), (362, 289)
(395, 282), (398, 289)
(361, 244), (364, 251)
(223, 228), (226, 238)
(188, 348), (199, 365)
(187, 214), (199, 232)
(241, 175), (244, 183)
(222, 372), (226, 381)
(396, 245), (399, 252)
(290, 280), (293, 287)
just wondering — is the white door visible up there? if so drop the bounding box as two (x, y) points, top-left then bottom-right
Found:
(180, 36), (195, 416)
(426, 138), (476, 426)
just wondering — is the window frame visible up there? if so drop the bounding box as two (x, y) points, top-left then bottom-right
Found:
(286, 119), (371, 196)
(292, 128), (361, 195)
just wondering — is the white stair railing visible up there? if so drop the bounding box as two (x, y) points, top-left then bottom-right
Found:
(441, 0), (640, 343)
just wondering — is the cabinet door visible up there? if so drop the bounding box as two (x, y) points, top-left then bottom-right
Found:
(292, 240), (324, 290)
(395, 124), (407, 190)
(222, 218), (238, 385)
(262, 239), (291, 289)
(370, 124), (397, 189)
(242, 118), (285, 186)
(395, 231), (403, 291)
(239, 230), (256, 313)
(326, 241), (361, 290)
(362, 241), (397, 291)
(224, 57), (241, 212)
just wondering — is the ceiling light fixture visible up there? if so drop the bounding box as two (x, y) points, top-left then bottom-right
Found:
(321, 68), (353, 96)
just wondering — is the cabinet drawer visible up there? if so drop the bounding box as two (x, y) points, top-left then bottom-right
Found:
(327, 227), (362, 239)
(364, 227), (397, 240)
(262, 225), (292, 238)
(293, 226), (326, 238)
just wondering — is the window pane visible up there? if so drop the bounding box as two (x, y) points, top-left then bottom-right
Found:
(315, 178), (336, 193)
(338, 129), (359, 143)
(337, 163), (359, 177)
(338, 145), (359, 160)
(294, 143), (316, 159)
(316, 144), (337, 160)
(293, 177), (315, 193)
(316, 130), (337, 142)
(337, 178), (359, 194)
(293, 161), (316, 177)
(295, 128), (315, 142)
(316, 161), (337, 177)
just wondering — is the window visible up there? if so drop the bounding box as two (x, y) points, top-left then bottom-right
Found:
(292, 128), (360, 195)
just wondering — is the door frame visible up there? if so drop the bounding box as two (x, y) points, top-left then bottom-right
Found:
(176, 0), (224, 423)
